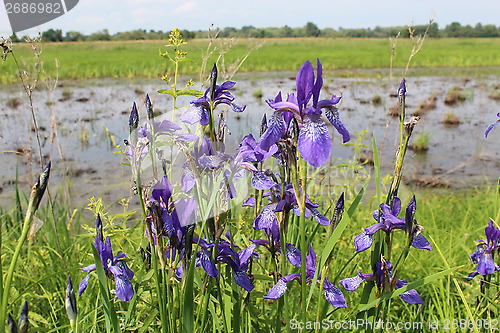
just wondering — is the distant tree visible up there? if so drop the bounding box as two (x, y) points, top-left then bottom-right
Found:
(220, 27), (237, 38)
(87, 29), (111, 41)
(281, 25), (294, 37)
(482, 24), (500, 37)
(42, 28), (63, 42)
(180, 29), (195, 39)
(65, 31), (84, 42)
(444, 22), (462, 37)
(304, 22), (320, 37)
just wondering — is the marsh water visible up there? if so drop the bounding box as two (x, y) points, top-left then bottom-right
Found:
(1, 69), (499, 208)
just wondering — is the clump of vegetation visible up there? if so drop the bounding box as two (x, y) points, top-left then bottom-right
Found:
(59, 87), (72, 101)
(444, 85), (468, 105)
(7, 97), (20, 108)
(372, 94), (382, 105)
(487, 84), (500, 100)
(442, 111), (461, 125)
(252, 87), (263, 99)
(412, 92), (438, 116)
(409, 132), (430, 152)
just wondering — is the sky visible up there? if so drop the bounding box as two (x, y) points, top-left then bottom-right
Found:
(1, 0), (500, 38)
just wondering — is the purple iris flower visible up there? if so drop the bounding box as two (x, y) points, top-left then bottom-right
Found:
(467, 220), (500, 280)
(78, 216), (134, 301)
(259, 59), (350, 167)
(485, 112), (500, 138)
(247, 183), (330, 231)
(354, 197), (432, 252)
(126, 119), (197, 162)
(194, 234), (259, 292)
(340, 259), (423, 304)
(264, 243), (346, 308)
(181, 80), (246, 126)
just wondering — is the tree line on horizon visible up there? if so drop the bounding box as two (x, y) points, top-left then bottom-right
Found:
(8, 21), (500, 43)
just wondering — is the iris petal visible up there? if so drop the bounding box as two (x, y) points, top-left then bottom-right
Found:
(323, 279), (347, 308)
(251, 171), (277, 190)
(340, 273), (368, 291)
(411, 234), (433, 251)
(298, 113), (331, 167)
(115, 275), (134, 301)
(233, 270), (254, 292)
(324, 107), (350, 143)
(259, 112), (285, 152)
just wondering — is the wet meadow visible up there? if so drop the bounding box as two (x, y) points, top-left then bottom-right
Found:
(0, 31), (499, 332)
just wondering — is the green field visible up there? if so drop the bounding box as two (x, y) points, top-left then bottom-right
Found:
(2, 38), (500, 84)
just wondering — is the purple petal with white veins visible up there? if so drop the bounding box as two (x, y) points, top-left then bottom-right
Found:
(233, 270), (254, 292)
(231, 103), (246, 113)
(162, 210), (175, 237)
(411, 234), (432, 251)
(239, 243), (257, 265)
(340, 273), (369, 291)
(264, 278), (288, 299)
(78, 275), (91, 295)
(323, 279), (347, 308)
(476, 251), (496, 275)
(310, 207), (330, 225)
(258, 112), (285, 152)
(181, 168), (196, 193)
(181, 105), (209, 126)
(115, 275), (134, 301)
(254, 203), (278, 230)
(354, 231), (374, 252)
(324, 107), (350, 143)
(298, 113), (331, 167)
(286, 243), (302, 268)
(198, 155), (225, 168)
(251, 171), (277, 190)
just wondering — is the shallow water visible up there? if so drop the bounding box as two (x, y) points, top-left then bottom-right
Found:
(1, 70), (499, 208)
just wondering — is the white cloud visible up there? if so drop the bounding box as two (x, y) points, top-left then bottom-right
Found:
(172, 1), (198, 15)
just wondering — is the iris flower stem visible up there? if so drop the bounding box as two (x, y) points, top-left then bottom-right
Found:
(150, 244), (168, 333)
(298, 157), (308, 329)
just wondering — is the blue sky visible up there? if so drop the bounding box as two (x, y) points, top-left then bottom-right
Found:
(1, 0), (500, 38)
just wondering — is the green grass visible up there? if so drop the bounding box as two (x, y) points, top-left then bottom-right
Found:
(1, 180), (498, 331)
(3, 38), (500, 84)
